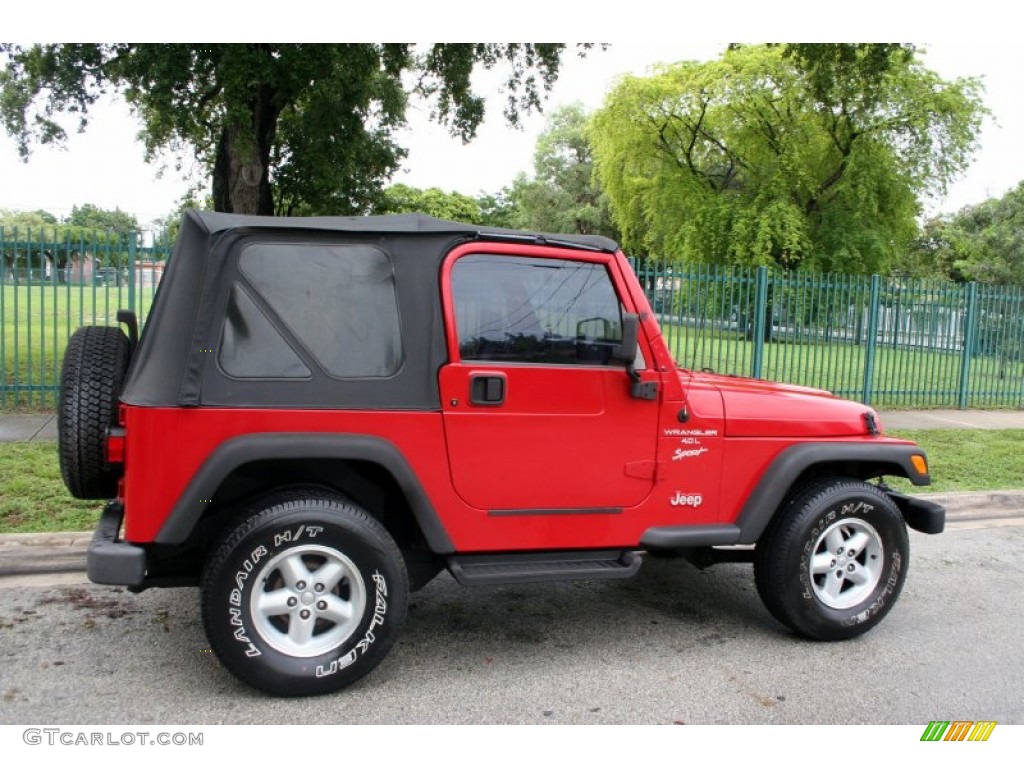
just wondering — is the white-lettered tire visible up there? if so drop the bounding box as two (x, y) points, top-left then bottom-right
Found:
(200, 494), (408, 696)
(754, 478), (909, 641)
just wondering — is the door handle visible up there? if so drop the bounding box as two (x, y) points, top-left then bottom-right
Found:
(470, 374), (506, 406)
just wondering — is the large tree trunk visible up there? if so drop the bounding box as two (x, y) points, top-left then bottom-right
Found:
(212, 85), (279, 215)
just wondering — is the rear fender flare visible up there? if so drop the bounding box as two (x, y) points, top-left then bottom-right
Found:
(154, 433), (454, 553)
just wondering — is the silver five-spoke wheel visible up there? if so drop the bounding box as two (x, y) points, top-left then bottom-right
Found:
(808, 518), (883, 609)
(250, 544), (367, 657)
(202, 495), (408, 695)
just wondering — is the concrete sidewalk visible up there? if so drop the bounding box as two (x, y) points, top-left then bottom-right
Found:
(880, 409), (1024, 430)
(1, 409), (1023, 443)
(0, 413), (58, 442)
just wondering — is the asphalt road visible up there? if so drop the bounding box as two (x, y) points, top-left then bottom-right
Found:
(0, 523), (1021, 725)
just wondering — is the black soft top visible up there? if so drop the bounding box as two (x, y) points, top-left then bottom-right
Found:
(188, 210), (617, 249)
(120, 210), (619, 409)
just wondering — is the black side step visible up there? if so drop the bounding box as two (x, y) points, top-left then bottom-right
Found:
(447, 549), (641, 586)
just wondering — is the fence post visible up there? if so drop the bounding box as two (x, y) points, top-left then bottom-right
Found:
(128, 232), (137, 314)
(0, 225), (5, 408)
(957, 281), (978, 410)
(862, 274), (881, 405)
(751, 266), (768, 379)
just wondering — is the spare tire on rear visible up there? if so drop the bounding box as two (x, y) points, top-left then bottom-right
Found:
(58, 326), (132, 500)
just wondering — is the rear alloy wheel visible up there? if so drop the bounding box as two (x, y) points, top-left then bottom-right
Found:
(250, 544), (368, 658)
(201, 493), (408, 696)
(754, 478), (909, 641)
(57, 325), (131, 499)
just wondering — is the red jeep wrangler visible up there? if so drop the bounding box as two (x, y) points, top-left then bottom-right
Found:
(58, 211), (944, 696)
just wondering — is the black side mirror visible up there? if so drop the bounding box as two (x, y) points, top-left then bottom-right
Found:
(611, 312), (639, 365)
(615, 312), (658, 400)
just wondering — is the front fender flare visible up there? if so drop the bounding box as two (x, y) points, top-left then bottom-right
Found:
(732, 441), (932, 544)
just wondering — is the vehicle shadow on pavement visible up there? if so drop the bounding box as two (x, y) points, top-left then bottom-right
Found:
(397, 557), (780, 665)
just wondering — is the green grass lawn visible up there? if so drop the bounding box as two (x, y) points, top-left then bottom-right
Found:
(887, 429), (1024, 493)
(0, 429), (1020, 534)
(0, 442), (104, 533)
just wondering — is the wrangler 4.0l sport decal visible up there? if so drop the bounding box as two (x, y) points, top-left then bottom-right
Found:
(672, 447), (709, 461)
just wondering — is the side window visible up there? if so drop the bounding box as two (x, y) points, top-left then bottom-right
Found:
(222, 243), (402, 379)
(451, 254), (624, 365)
(219, 284), (312, 379)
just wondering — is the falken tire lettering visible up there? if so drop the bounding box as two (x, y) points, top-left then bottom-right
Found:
(315, 570), (389, 678)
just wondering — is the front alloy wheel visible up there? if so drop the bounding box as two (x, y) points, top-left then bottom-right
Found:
(754, 478), (909, 641)
(807, 518), (885, 610)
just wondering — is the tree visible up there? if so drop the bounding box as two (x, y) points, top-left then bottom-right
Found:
(905, 183), (1024, 378)
(152, 194), (214, 250)
(0, 208), (56, 229)
(475, 189), (518, 229)
(375, 184), (483, 223)
(507, 103), (618, 238)
(897, 216), (968, 280)
(1, 208), (55, 277)
(590, 45), (986, 273)
(1, 44), (589, 216)
(782, 43), (917, 110)
(1, 207), (130, 281)
(906, 182), (1024, 285)
(65, 203), (138, 233)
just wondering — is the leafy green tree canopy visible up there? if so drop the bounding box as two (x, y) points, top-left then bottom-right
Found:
(375, 184), (483, 223)
(2, 205), (135, 238)
(66, 203), (138, 232)
(508, 103), (617, 238)
(474, 189), (518, 229)
(906, 181), (1024, 284)
(0, 208), (57, 230)
(0, 44), (588, 216)
(590, 44), (986, 273)
(1, 206), (136, 276)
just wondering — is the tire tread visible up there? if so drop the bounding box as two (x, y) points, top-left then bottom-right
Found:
(57, 326), (131, 500)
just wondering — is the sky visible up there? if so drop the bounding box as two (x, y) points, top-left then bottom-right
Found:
(1, 12), (1021, 230)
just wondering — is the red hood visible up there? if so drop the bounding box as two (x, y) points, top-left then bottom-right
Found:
(683, 370), (877, 438)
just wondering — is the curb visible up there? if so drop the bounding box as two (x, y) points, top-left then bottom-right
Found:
(924, 490), (1024, 531)
(1, 491), (1022, 582)
(0, 531), (92, 576)
(931, 490), (1024, 520)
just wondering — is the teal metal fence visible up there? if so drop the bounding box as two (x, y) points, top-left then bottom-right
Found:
(631, 259), (1024, 409)
(1, 227), (172, 408)
(2, 228), (1022, 410)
